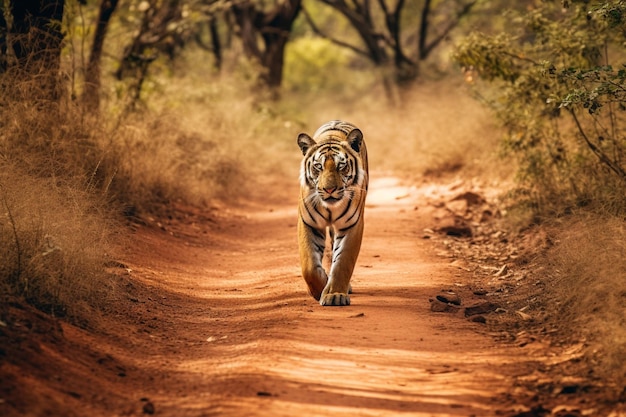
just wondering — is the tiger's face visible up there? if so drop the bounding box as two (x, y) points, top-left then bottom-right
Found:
(297, 128), (364, 208)
(309, 150), (351, 205)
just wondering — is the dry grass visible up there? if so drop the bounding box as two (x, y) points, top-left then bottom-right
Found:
(0, 78), (117, 321)
(0, 70), (255, 321)
(279, 79), (513, 185)
(144, 46), (514, 191)
(0, 163), (115, 320)
(106, 112), (246, 212)
(542, 214), (626, 381)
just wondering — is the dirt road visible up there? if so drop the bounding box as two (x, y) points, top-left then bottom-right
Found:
(96, 175), (536, 417)
(5, 175), (602, 417)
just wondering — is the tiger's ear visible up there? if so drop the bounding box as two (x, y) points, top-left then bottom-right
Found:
(347, 129), (363, 153)
(297, 133), (316, 156)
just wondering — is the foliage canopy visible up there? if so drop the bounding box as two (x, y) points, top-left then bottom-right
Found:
(455, 0), (626, 215)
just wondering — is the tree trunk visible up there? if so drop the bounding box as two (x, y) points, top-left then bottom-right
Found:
(231, 0), (301, 89)
(115, 0), (183, 107)
(209, 17), (222, 70)
(338, 2), (387, 66)
(261, 31), (288, 88)
(83, 0), (119, 111)
(378, 0), (416, 83)
(193, 16), (223, 70)
(0, 5), (7, 73)
(418, 0), (432, 61)
(260, 0), (301, 88)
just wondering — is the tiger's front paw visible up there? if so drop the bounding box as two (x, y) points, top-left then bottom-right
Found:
(320, 292), (350, 306)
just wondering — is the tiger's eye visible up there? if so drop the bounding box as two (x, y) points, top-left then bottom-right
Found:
(313, 162), (323, 171)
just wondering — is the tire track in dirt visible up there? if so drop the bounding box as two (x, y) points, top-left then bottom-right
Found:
(119, 175), (530, 416)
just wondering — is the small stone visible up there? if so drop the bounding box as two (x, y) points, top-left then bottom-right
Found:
(446, 199), (468, 216)
(430, 298), (461, 313)
(560, 384), (580, 395)
(451, 191), (485, 206)
(470, 315), (487, 324)
(438, 223), (473, 238)
(511, 405), (550, 417)
(436, 292), (461, 305)
(142, 401), (155, 414)
(464, 302), (499, 317)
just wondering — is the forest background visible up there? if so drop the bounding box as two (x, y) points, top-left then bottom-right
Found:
(0, 0), (624, 389)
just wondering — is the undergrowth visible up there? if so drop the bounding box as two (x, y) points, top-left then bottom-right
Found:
(453, 2), (626, 386)
(455, 2), (626, 217)
(0, 69), (255, 321)
(0, 163), (115, 320)
(543, 213), (626, 382)
(0, 78), (116, 321)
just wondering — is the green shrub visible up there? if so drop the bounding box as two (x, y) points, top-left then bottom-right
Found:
(454, 1), (626, 216)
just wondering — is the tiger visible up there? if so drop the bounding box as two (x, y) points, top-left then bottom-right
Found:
(296, 120), (369, 306)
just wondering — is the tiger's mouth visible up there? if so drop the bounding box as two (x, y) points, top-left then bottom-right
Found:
(316, 185), (344, 204)
(320, 193), (344, 204)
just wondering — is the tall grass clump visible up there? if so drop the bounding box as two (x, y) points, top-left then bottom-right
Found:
(0, 65), (259, 319)
(0, 79), (113, 188)
(0, 162), (115, 320)
(0, 76), (118, 320)
(143, 58), (311, 200)
(105, 111), (246, 212)
(543, 214), (626, 382)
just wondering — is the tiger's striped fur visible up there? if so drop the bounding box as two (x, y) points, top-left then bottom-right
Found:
(296, 120), (369, 306)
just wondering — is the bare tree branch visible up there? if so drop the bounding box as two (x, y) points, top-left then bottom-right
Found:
(418, 0), (432, 60)
(420, 0), (477, 59)
(300, 5), (370, 58)
(377, 0), (413, 68)
(570, 108), (626, 181)
(318, 0), (388, 65)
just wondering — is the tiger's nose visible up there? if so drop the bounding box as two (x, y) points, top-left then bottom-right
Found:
(323, 187), (336, 194)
